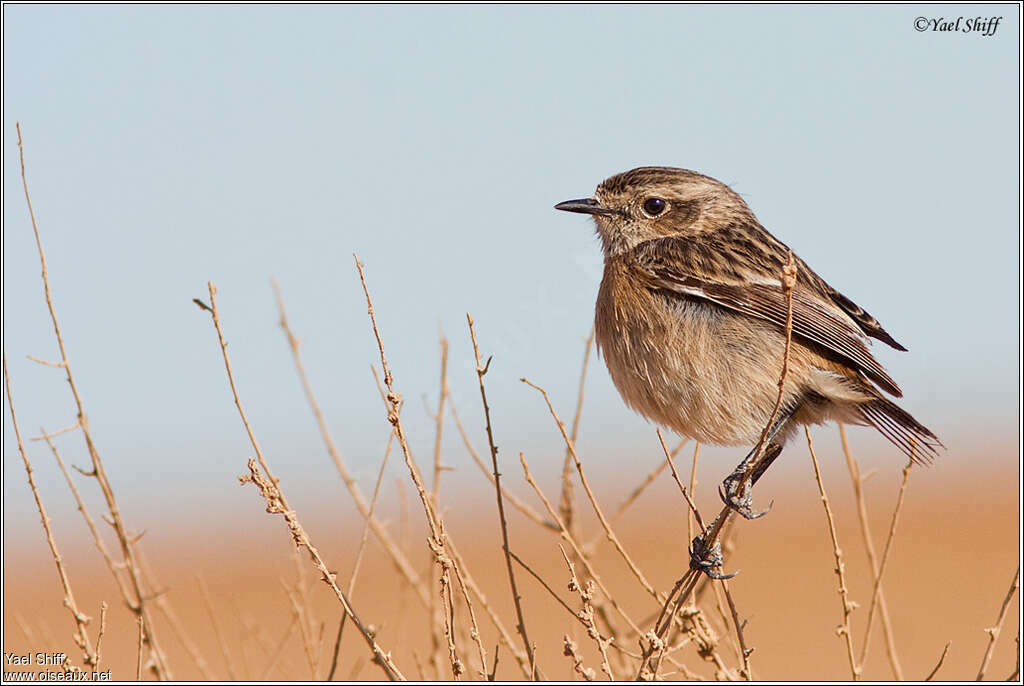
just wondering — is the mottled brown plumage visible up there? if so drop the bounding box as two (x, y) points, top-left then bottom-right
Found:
(556, 167), (940, 484)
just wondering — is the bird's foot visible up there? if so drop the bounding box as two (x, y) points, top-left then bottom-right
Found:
(719, 471), (773, 520)
(689, 529), (738, 580)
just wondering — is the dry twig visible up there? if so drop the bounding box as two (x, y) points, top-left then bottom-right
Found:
(353, 256), (488, 680)
(720, 581), (752, 680)
(840, 423), (904, 678)
(239, 459), (404, 679)
(806, 427), (860, 680)
(17, 121), (170, 679)
(976, 565), (1020, 680)
(522, 377), (661, 603)
(327, 429), (396, 680)
(519, 452), (642, 637)
(198, 577), (237, 679)
(559, 329), (594, 546)
(742, 251), (798, 492)
(426, 334), (450, 677)
(198, 281), (402, 680)
(859, 458), (912, 672)
(925, 641), (951, 680)
(272, 280), (430, 609)
(560, 547), (614, 679)
(450, 402), (555, 531)
(468, 314), (536, 678)
(136, 618), (145, 680)
(4, 354), (99, 669)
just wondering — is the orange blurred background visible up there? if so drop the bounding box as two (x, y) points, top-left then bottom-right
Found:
(4, 440), (1019, 681)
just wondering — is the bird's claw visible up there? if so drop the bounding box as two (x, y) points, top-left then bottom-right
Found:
(719, 477), (773, 520)
(689, 532), (739, 580)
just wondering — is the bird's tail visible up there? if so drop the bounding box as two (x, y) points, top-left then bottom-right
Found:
(858, 396), (942, 465)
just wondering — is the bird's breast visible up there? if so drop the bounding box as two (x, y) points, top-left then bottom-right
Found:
(594, 264), (786, 446)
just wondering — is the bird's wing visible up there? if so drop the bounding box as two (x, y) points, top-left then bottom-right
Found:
(824, 287), (907, 351)
(635, 240), (903, 398)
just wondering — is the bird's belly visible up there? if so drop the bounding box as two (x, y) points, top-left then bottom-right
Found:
(597, 299), (783, 446)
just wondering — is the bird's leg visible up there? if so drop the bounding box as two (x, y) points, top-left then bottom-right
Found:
(689, 523), (738, 580)
(719, 443), (784, 519)
(688, 411), (798, 579)
(719, 407), (796, 519)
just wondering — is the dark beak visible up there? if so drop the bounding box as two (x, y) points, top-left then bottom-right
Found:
(554, 198), (614, 216)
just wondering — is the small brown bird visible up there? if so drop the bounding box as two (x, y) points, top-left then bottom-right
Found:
(556, 166), (940, 518)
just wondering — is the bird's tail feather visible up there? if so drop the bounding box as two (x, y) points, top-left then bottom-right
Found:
(859, 397), (942, 465)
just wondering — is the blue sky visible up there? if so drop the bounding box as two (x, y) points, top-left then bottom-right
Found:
(3, 5), (1019, 533)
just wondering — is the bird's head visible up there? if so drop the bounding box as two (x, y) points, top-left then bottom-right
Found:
(555, 166), (752, 256)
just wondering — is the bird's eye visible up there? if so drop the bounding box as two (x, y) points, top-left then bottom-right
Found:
(642, 197), (667, 217)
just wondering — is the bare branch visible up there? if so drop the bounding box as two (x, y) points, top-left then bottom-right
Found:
(977, 565), (1020, 680)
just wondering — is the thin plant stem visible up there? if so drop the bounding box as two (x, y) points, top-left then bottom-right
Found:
(925, 641), (951, 680)
(841, 423), (904, 678)
(559, 329), (594, 545)
(519, 452), (643, 637)
(741, 251), (797, 491)
(806, 427), (860, 680)
(198, 282), (402, 680)
(4, 354), (99, 669)
(522, 377), (661, 603)
(859, 459), (912, 671)
(721, 580), (752, 680)
(17, 122), (170, 680)
(467, 314), (536, 678)
(976, 565), (1020, 680)
(327, 429), (396, 680)
(272, 280), (430, 609)
(450, 402), (555, 531)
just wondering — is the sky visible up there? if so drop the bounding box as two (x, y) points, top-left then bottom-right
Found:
(3, 5), (1019, 537)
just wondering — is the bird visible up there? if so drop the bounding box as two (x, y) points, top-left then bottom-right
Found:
(555, 166), (941, 519)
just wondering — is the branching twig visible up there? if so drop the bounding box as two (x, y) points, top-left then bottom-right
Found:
(806, 427), (859, 680)
(522, 377), (661, 603)
(583, 437), (688, 555)
(721, 580), (753, 680)
(518, 452), (643, 637)
(560, 547), (614, 679)
(450, 402), (556, 531)
(658, 430), (706, 532)
(17, 121), (170, 679)
(860, 458), (912, 672)
(353, 256), (492, 680)
(840, 423), (905, 679)
(136, 554), (213, 679)
(686, 442), (701, 550)
(198, 281), (402, 680)
(976, 565), (1020, 680)
(431, 334), (449, 504)
(564, 636), (596, 681)
(427, 334), (450, 678)
(741, 251), (797, 492)
(468, 314), (535, 678)
(327, 429), (395, 680)
(443, 538), (533, 678)
(559, 329), (594, 546)
(239, 459), (404, 679)
(4, 354), (99, 669)
(509, 551), (642, 663)
(272, 280), (430, 610)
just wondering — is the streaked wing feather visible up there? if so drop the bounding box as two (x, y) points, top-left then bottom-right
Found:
(828, 289), (907, 351)
(859, 399), (941, 464)
(641, 263), (904, 398)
